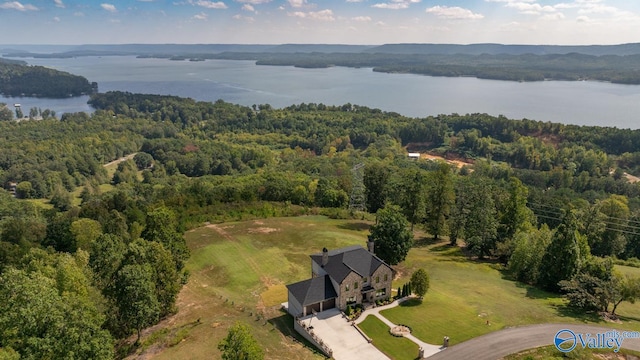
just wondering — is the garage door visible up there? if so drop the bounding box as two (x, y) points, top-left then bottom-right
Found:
(305, 302), (321, 315)
(322, 298), (335, 310)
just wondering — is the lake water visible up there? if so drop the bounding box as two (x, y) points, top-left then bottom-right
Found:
(2, 56), (640, 129)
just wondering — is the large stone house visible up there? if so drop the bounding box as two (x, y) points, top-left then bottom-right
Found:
(286, 241), (393, 318)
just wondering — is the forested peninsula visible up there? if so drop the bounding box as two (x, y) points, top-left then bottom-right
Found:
(0, 59), (97, 98)
(6, 42), (640, 84)
(5, 91), (640, 358)
(207, 52), (640, 84)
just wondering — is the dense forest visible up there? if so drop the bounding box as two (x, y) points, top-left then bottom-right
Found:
(0, 61), (97, 98)
(2, 91), (640, 358)
(141, 51), (640, 84)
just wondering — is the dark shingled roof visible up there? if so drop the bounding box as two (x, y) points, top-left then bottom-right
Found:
(310, 245), (391, 283)
(286, 275), (337, 306)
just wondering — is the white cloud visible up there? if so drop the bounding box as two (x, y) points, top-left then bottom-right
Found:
(100, 3), (117, 13)
(426, 6), (484, 20)
(352, 15), (372, 21)
(372, 2), (407, 9)
(233, 14), (255, 21)
(53, 16), (60, 21)
(190, 0), (227, 9)
(242, 4), (254, 11)
(541, 12), (565, 20)
(485, 0), (536, 3)
(372, 0), (420, 10)
(235, 0), (270, 4)
(0, 1), (38, 11)
(54, 0), (64, 8)
(576, 15), (590, 22)
(505, 2), (556, 14)
(288, 0), (306, 8)
(288, 9), (335, 21)
(346, 0), (364, 2)
(193, 11), (207, 19)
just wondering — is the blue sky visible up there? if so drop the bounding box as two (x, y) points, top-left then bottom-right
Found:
(1, 0), (639, 45)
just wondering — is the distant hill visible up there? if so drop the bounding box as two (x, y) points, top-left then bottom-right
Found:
(4, 43), (640, 57)
(364, 43), (640, 56)
(0, 62), (97, 98)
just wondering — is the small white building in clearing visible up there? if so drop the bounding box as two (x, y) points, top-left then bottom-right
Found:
(408, 152), (421, 159)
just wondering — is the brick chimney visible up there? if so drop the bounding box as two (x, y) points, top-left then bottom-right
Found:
(322, 247), (328, 267)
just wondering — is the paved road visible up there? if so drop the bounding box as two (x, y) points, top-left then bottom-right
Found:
(427, 323), (640, 360)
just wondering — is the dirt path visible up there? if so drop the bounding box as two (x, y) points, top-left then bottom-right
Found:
(625, 172), (640, 183)
(420, 153), (472, 169)
(103, 153), (137, 168)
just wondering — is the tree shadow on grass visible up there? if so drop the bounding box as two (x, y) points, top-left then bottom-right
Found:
(337, 222), (371, 232)
(512, 281), (559, 300)
(553, 304), (602, 323)
(399, 298), (423, 307)
(413, 236), (440, 248)
(616, 314), (640, 323)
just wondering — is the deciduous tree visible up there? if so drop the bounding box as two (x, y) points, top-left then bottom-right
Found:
(218, 322), (264, 360)
(364, 162), (390, 214)
(424, 162), (454, 239)
(538, 211), (590, 292)
(112, 264), (160, 343)
(410, 268), (429, 298)
(368, 204), (413, 265)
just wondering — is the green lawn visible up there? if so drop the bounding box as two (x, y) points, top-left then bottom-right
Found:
(358, 315), (419, 360)
(145, 216), (371, 360)
(382, 238), (640, 346)
(503, 345), (640, 359)
(616, 264), (640, 277)
(139, 217), (640, 359)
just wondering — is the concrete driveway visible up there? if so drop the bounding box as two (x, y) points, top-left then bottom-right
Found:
(299, 308), (389, 360)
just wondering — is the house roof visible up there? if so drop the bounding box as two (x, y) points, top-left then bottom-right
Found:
(310, 245), (391, 283)
(286, 275), (337, 307)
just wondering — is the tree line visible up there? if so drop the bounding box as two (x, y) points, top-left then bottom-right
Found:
(0, 62), (97, 98)
(159, 51), (640, 84)
(2, 92), (640, 357)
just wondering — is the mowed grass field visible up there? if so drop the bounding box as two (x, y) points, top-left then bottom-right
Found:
(383, 236), (640, 347)
(134, 216), (640, 359)
(358, 316), (418, 360)
(135, 216), (370, 360)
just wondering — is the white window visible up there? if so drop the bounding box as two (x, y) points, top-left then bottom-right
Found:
(375, 288), (386, 297)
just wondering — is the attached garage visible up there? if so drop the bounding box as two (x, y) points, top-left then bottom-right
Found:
(286, 275), (338, 318)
